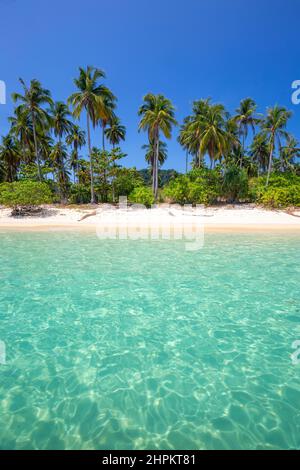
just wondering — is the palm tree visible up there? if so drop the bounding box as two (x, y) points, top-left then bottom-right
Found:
(49, 102), (73, 142)
(50, 143), (69, 201)
(0, 135), (20, 182)
(69, 66), (112, 203)
(97, 95), (116, 151)
(143, 140), (167, 167)
(194, 103), (229, 169)
(66, 125), (86, 182)
(261, 106), (292, 186)
(105, 117), (126, 147)
(234, 98), (260, 167)
(138, 93), (177, 198)
(12, 79), (52, 181)
(250, 133), (270, 174)
(280, 136), (300, 172)
(8, 107), (33, 163)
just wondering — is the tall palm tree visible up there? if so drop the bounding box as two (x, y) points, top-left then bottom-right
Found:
(66, 125), (86, 182)
(12, 79), (52, 181)
(250, 133), (270, 174)
(105, 117), (126, 147)
(69, 66), (111, 203)
(261, 106), (292, 186)
(138, 93), (177, 198)
(8, 107), (33, 163)
(234, 98), (260, 167)
(142, 140), (167, 168)
(97, 95), (116, 151)
(193, 103), (229, 169)
(49, 102), (73, 142)
(0, 135), (20, 182)
(50, 142), (69, 201)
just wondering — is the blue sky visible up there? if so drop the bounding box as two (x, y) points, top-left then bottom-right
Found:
(0, 0), (299, 171)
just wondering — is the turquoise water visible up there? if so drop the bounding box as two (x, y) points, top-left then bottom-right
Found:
(0, 231), (300, 450)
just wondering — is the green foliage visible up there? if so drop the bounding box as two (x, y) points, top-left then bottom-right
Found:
(222, 166), (249, 202)
(0, 181), (54, 207)
(69, 183), (91, 204)
(249, 173), (300, 207)
(163, 168), (221, 205)
(113, 168), (143, 199)
(128, 186), (155, 208)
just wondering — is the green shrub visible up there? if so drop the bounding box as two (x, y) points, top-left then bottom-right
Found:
(249, 173), (300, 207)
(163, 169), (221, 205)
(222, 166), (249, 202)
(128, 186), (155, 208)
(69, 184), (91, 204)
(0, 181), (54, 207)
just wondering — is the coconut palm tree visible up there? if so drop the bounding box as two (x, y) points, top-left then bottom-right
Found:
(96, 95), (116, 151)
(69, 66), (111, 203)
(49, 102), (73, 142)
(250, 133), (270, 174)
(0, 135), (20, 182)
(142, 140), (167, 168)
(66, 125), (86, 182)
(261, 106), (292, 186)
(234, 98), (260, 167)
(8, 107), (34, 163)
(105, 117), (126, 148)
(50, 142), (69, 201)
(280, 136), (300, 172)
(11, 79), (52, 181)
(138, 93), (177, 198)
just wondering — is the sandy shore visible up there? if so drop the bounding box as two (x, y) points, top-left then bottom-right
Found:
(0, 205), (300, 233)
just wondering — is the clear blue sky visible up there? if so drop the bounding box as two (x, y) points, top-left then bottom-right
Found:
(0, 0), (299, 171)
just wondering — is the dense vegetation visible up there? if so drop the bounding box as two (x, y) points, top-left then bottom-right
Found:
(1, 67), (300, 208)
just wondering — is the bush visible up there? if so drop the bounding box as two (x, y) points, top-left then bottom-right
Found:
(249, 173), (300, 207)
(69, 184), (91, 204)
(128, 186), (155, 208)
(222, 166), (249, 202)
(0, 181), (54, 207)
(163, 169), (221, 205)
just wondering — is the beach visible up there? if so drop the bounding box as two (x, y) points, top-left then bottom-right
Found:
(0, 205), (300, 232)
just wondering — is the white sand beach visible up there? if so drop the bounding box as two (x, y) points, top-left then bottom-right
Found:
(0, 205), (300, 232)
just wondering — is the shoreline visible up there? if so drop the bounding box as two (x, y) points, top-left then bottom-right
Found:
(0, 205), (300, 233)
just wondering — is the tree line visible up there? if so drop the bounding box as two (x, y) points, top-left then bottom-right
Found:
(0, 66), (300, 207)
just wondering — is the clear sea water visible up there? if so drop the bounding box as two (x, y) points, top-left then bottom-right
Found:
(0, 231), (300, 450)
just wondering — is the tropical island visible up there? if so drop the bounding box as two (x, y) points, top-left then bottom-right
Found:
(0, 66), (299, 229)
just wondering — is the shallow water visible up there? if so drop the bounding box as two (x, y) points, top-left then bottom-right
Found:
(0, 231), (300, 450)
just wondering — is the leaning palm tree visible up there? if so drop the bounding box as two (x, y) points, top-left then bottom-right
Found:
(66, 125), (86, 182)
(105, 117), (126, 148)
(0, 135), (20, 182)
(69, 66), (110, 203)
(12, 79), (52, 181)
(234, 98), (260, 167)
(261, 106), (292, 186)
(138, 93), (177, 198)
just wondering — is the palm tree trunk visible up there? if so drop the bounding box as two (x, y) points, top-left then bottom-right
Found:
(266, 136), (274, 187)
(102, 122), (106, 151)
(32, 111), (42, 182)
(87, 113), (95, 203)
(240, 132), (245, 168)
